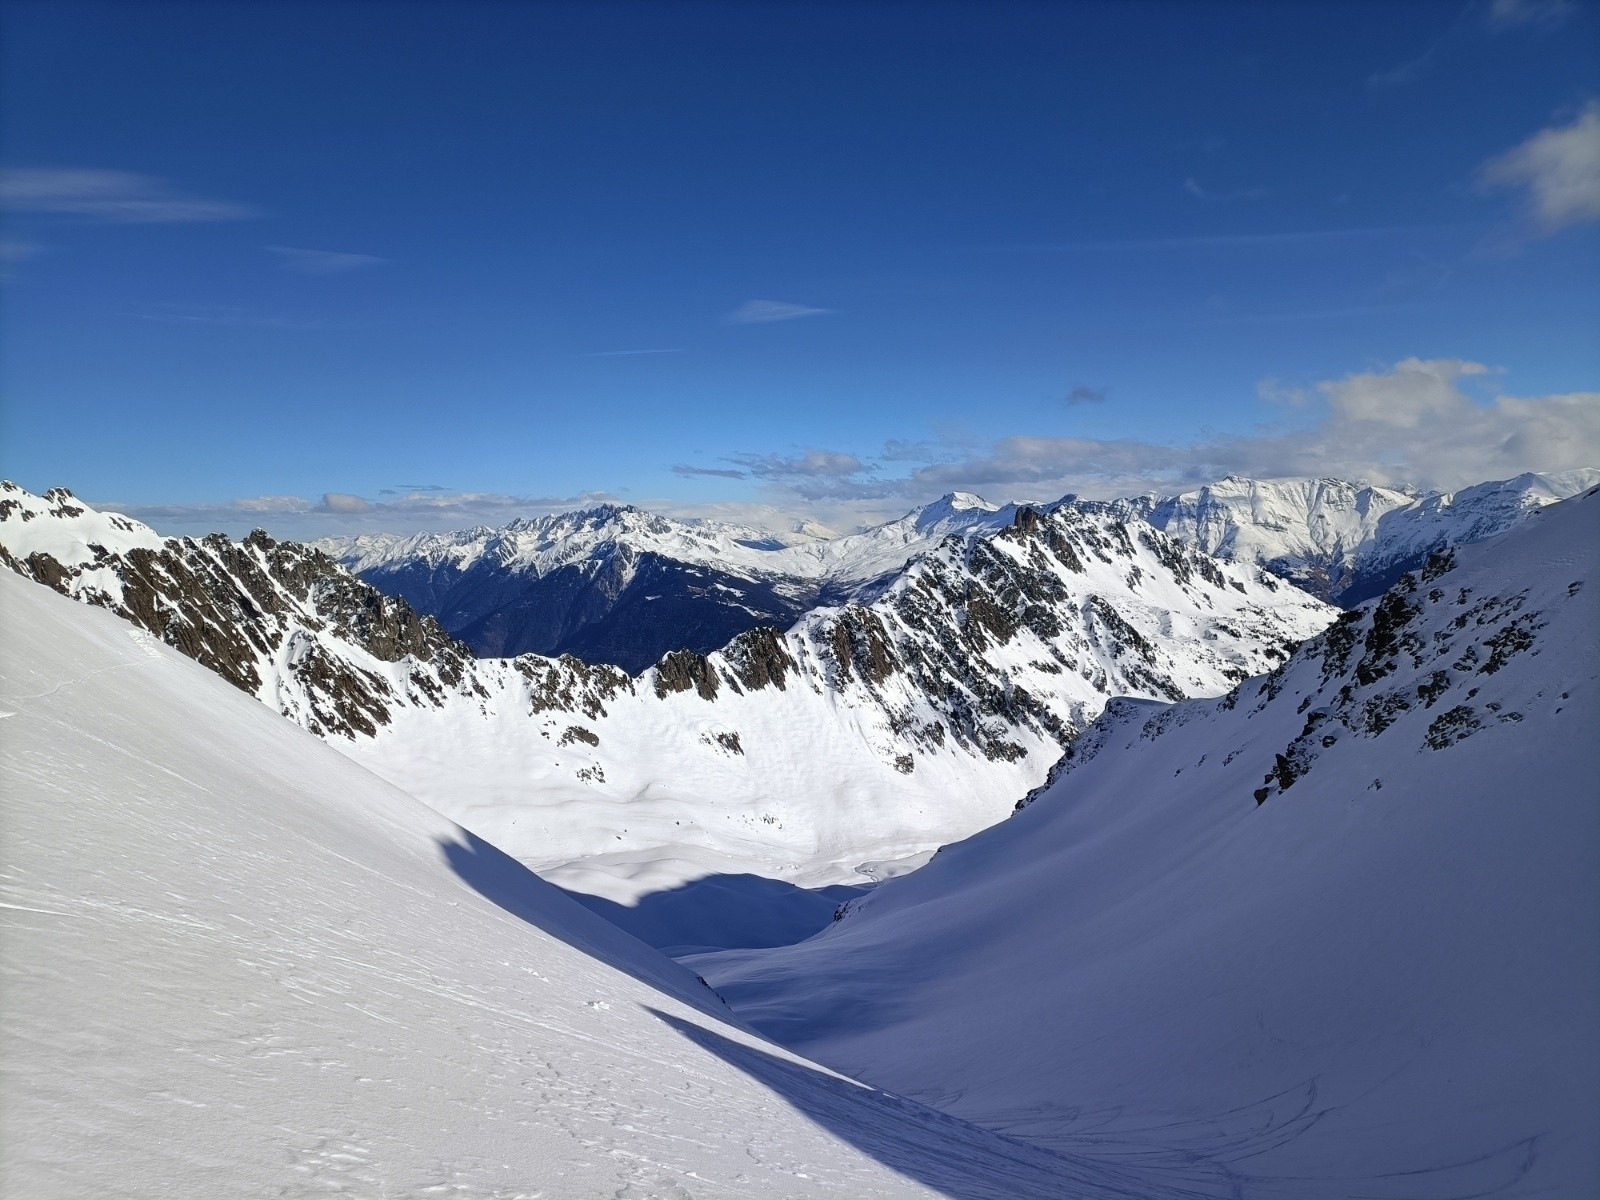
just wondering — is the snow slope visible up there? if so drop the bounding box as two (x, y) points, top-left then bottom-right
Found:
(1116, 469), (1598, 604)
(4, 483), (1331, 947)
(317, 493), (1016, 669)
(696, 488), (1600, 1196)
(0, 569), (1129, 1200)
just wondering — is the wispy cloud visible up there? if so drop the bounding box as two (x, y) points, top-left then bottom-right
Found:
(1366, 43), (1444, 89)
(731, 449), (873, 480)
(117, 487), (627, 538)
(106, 363), (1600, 542)
(1478, 100), (1600, 236)
(1369, 0), (1576, 89)
(0, 237), (43, 263)
(988, 224), (1462, 253)
(724, 299), (832, 324)
(671, 464), (748, 479)
(266, 245), (387, 274)
(1485, 0), (1574, 29)
(1182, 176), (1267, 202)
(134, 304), (357, 331)
(0, 168), (260, 223)
(670, 449), (876, 491)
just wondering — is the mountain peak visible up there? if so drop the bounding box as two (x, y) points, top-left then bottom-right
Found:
(939, 491), (995, 512)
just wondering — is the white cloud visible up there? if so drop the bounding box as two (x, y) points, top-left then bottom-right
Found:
(0, 168), (260, 223)
(266, 245), (387, 274)
(895, 359), (1597, 501)
(724, 299), (832, 324)
(319, 492), (373, 513)
(1478, 101), (1600, 234)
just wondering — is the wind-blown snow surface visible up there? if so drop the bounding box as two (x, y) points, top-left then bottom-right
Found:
(695, 490), (1600, 1196)
(0, 570), (1128, 1200)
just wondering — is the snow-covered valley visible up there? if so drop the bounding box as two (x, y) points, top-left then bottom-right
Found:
(2, 479), (1596, 1197)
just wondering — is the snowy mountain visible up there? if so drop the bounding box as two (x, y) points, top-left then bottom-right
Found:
(2, 481), (1331, 949)
(695, 486), (1600, 1196)
(0, 568), (1121, 1200)
(319, 472), (1592, 673)
(0, 481), (481, 739)
(1113, 468), (1598, 605)
(316, 493), (1017, 670)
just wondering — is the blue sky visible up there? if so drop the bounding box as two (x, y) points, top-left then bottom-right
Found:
(2, 0), (1597, 535)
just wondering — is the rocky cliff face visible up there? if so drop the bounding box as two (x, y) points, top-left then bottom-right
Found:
(0, 481), (552, 738)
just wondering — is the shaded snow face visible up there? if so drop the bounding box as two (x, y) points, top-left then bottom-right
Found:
(694, 486), (1600, 1197)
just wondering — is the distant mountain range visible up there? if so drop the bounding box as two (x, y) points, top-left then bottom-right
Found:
(1108, 468), (1600, 605)
(317, 470), (1599, 670)
(315, 493), (1016, 671)
(3, 468), (1591, 939)
(1, 480), (1328, 941)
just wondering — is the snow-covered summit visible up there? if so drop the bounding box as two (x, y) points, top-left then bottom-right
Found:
(0, 480), (166, 562)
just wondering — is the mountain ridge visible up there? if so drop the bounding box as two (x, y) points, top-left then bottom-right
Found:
(1, 480), (1330, 935)
(314, 492), (1017, 669)
(315, 469), (1594, 669)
